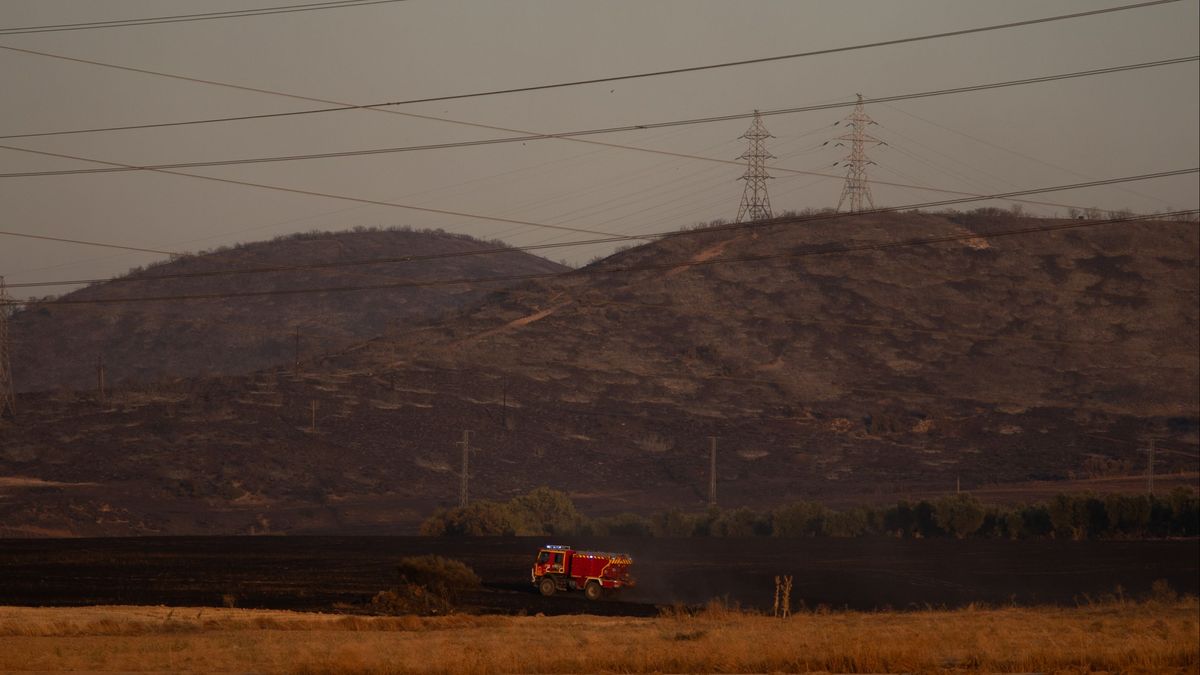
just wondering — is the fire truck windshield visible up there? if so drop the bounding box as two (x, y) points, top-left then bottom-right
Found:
(537, 551), (550, 564)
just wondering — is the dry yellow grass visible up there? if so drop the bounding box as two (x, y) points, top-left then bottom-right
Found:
(0, 600), (1196, 673)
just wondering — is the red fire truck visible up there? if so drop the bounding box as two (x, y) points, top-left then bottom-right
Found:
(531, 544), (635, 600)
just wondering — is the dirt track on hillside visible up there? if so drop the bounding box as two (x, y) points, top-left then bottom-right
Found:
(0, 536), (1195, 616)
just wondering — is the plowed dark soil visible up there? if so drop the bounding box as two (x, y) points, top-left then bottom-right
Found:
(0, 537), (1195, 616)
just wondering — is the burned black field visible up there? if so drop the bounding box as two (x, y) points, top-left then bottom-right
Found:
(0, 536), (1195, 616)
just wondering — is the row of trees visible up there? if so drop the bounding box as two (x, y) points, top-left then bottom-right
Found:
(419, 487), (1199, 540)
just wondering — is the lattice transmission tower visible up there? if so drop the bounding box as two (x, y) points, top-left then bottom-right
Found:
(735, 110), (775, 223)
(834, 94), (884, 213)
(0, 276), (15, 422)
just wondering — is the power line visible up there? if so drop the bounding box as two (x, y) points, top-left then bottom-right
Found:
(2, 194), (1194, 308)
(0, 144), (633, 240)
(0, 230), (179, 258)
(3, 174), (1195, 292)
(879, 101), (1176, 209)
(0, 0), (408, 35)
(0, 234), (607, 289)
(2, 37), (1189, 221)
(4, 56), (1195, 179)
(0, 0), (1182, 139)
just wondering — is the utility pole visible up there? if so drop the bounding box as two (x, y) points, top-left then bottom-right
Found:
(708, 436), (718, 507)
(0, 276), (15, 421)
(834, 94), (884, 213)
(293, 327), (301, 372)
(310, 400), (317, 432)
(458, 430), (473, 508)
(735, 110), (775, 223)
(96, 354), (106, 406)
(501, 379), (509, 429)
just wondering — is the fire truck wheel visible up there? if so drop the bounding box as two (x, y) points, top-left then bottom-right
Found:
(538, 577), (557, 597)
(584, 581), (603, 601)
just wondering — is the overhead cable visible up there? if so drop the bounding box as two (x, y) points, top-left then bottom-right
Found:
(2, 173), (1195, 290)
(0, 0), (408, 35)
(2, 200), (1194, 306)
(0, 0), (1182, 139)
(3, 56), (1196, 179)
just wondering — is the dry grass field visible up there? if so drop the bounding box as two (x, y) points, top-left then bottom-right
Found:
(1, 599), (1196, 673)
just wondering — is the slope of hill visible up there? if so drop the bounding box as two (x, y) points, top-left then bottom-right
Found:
(1, 212), (1196, 535)
(8, 228), (568, 392)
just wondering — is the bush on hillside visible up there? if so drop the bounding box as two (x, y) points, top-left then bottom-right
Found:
(508, 487), (584, 536)
(933, 494), (986, 539)
(772, 501), (830, 538)
(652, 509), (702, 537)
(825, 506), (877, 538)
(711, 507), (772, 537)
(418, 487), (1199, 541)
(588, 512), (654, 537)
(418, 501), (519, 536)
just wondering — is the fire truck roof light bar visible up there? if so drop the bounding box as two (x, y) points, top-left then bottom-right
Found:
(544, 544), (571, 549)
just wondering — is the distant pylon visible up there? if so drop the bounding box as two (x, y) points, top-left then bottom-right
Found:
(735, 110), (775, 223)
(0, 276), (16, 421)
(834, 94), (883, 213)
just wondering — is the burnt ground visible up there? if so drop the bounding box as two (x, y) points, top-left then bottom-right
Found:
(0, 537), (1195, 616)
(3, 214), (1197, 538)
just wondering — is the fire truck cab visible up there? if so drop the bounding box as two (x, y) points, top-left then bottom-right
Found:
(531, 544), (634, 600)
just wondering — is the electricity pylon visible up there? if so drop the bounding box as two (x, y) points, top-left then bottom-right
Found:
(735, 110), (774, 223)
(834, 94), (883, 213)
(0, 277), (15, 421)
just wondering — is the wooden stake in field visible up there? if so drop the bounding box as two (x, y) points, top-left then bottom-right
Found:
(773, 575), (793, 618)
(773, 576), (780, 617)
(310, 400), (317, 432)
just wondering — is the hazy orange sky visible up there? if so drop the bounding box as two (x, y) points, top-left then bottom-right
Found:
(1, 0), (1197, 299)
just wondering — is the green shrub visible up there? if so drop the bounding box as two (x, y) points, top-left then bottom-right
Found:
(933, 494), (986, 539)
(1049, 493), (1108, 540)
(371, 555), (481, 616)
(882, 501), (917, 537)
(508, 487), (584, 536)
(590, 512), (654, 537)
(913, 500), (943, 538)
(1105, 494), (1152, 536)
(826, 506), (874, 538)
(773, 501), (830, 537)
(418, 487), (1198, 541)
(418, 501), (519, 536)
(397, 555), (481, 596)
(975, 506), (1007, 538)
(1008, 503), (1053, 539)
(688, 506), (722, 537)
(652, 509), (701, 537)
(1165, 488), (1199, 536)
(711, 507), (772, 537)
